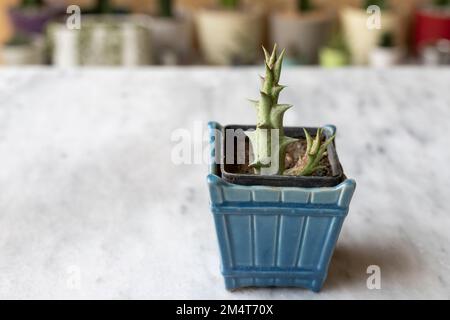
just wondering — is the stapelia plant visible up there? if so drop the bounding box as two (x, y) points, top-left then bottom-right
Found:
(159, 0), (173, 17)
(246, 45), (334, 177)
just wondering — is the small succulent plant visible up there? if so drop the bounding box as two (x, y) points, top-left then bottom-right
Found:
(297, 0), (314, 12)
(247, 45), (334, 177)
(21, 0), (43, 8)
(285, 128), (335, 176)
(363, 0), (387, 10)
(221, 0), (239, 9)
(379, 31), (395, 48)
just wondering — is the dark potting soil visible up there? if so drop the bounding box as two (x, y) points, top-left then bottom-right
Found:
(224, 138), (332, 177)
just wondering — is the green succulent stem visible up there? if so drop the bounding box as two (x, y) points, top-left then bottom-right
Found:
(246, 45), (298, 175)
(284, 128), (335, 176)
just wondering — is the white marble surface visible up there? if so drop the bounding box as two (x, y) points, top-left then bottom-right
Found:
(0, 67), (449, 299)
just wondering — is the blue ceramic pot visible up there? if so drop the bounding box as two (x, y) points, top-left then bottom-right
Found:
(207, 122), (356, 292)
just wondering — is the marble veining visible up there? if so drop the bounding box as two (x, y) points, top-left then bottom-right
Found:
(0, 67), (449, 299)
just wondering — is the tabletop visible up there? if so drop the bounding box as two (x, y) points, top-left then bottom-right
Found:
(0, 67), (449, 299)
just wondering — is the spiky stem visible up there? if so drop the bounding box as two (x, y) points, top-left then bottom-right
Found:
(245, 45), (297, 175)
(284, 128), (335, 176)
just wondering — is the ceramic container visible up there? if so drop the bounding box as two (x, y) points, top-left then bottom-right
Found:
(207, 122), (356, 292)
(195, 9), (264, 65)
(369, 47), (402, 67)
(48, 15), (154, 67)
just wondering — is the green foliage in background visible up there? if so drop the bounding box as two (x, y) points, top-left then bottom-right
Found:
(297, 0), (314, 12)
(159, 0), (173, 17)
(221, 0), (239, 10)
(363, 0), (387, 10)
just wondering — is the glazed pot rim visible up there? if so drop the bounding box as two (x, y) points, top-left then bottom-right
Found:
(215, 123), (346, 188)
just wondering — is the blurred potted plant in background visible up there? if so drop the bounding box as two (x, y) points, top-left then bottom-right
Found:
(9, 0), (64, 36)
(195, 0), (264, 65)
(1, 31), (44, 65)
(207, 46), (356, 291)
(341, 0), (404, 65)
(48, 0), (154, 67)
(148, 0), (193, 65)
(415, 0), (450, 56)
(319, 31), (350, 68)
(369, 31), (402, 67)
(270, 0), (333, 64)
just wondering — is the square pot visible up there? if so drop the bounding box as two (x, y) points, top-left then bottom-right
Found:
(207, 122), (356, 292)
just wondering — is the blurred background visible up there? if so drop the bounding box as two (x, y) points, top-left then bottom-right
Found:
(0, 0), (449, 67)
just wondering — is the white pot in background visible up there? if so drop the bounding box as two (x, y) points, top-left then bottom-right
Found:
(369, 47), (402, 68)
(195, 9), (264, 65)
(270, 11), (333, 64)
(1, 37), (44, 65)
(341, 7), (402, 65)
(147, 16), (193, 65)
(48, 15), (154, 67)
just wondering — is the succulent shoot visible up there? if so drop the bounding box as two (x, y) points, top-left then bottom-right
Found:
(298, 0), (313, 12)
(285, 128), (335, 176)
(221, 0), (239, 9)
(246, 45), (298, 176)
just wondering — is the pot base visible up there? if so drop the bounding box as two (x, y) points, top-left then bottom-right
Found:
(224, 270), (325, 292)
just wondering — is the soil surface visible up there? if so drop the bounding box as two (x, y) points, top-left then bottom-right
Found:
(225, 138), (333, 177)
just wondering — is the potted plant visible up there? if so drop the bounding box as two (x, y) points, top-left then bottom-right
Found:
(341, 0), (403, 65)
(47, 0), (153, 66)
(369, 31), (402, 67)
(147, 0), (193, 65)
(270, 0), (333, 64)
(195, 0), (264, 65)
(414, 0), (450, 54)
(9, 0), (64, 35)
(207, 45), (356, 291)
(1, 32), (44, 65)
